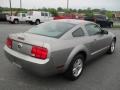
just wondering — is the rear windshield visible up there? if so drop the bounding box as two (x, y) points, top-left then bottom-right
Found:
(27, 22), (75, 38)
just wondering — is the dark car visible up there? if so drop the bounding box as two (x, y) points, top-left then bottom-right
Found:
(84, 15), (113, 28)
(0, 13), (7, 22)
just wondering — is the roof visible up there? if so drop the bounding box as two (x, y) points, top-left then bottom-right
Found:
(52, 19), (93, 25)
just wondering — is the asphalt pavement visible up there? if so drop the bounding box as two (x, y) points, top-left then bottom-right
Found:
(0, 23), (120, 90)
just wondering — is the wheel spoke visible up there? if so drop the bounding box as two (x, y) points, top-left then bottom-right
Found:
(111, 42), (115, 52)
(73, 59), (83, 77)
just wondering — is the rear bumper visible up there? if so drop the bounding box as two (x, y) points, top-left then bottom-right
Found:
(4, 45), (57, 76)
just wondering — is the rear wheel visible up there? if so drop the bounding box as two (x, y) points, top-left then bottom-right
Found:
(14, 19), (19, 24)
(107, 40), (116, 54)
(35, 19), (40, 25)
(65, 54), (84, 81)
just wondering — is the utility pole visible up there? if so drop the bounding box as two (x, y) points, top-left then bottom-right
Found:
(9, 0), (12, 15)
(67, 0), (69, 10)
(20, 0), (22, 9)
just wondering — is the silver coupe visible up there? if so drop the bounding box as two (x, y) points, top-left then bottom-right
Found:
(4, 19), (116, 80)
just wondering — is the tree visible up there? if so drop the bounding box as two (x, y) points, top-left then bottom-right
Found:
(105, 11), (113, 19)
(100, 8), (106, 15)
(78, 9), (83, 13)
(48, 8), (58, 16)
(85, 8), (93, 17)
(0, 7), (2, 13)
(72, 9), (77, 12)
(57, 7), (63, 12)
(42, 7), (47, 11)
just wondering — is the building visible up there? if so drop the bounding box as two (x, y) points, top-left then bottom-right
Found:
(113, 12), (120, 20)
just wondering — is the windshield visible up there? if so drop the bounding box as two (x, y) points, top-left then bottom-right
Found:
(27, 22), (75, 38)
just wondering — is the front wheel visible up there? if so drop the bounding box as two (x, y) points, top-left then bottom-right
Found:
(107, 40), (116, 54)
(109, 23), (113, 28)
(65, 54), (84, 81)
(14, 19), (19, 24)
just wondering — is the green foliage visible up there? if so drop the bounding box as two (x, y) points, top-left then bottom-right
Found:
(0, 7), (2, 13)
(57, 7), (64, 12)
(78, 9), (83, 13)
(105, 11), (113, 19)
(113, 24), (120, 28)
(85, 8), (94, 17)
(48, 8), (58, 16)
(41, 7), (47, 11)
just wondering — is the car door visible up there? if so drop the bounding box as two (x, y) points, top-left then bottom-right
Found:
(40, 12), (45, 22)
(85, 24), (110, 55)
(44, 12), (49, 22)
(21, 13), (26, 21)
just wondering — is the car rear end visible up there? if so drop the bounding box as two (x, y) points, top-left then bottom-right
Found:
(4, 33), (57, 76)
(4, 21), (76, 76)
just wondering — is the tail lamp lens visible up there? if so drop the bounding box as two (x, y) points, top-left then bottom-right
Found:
(6, 38), (13, 48)
(31, 46), (48, 60)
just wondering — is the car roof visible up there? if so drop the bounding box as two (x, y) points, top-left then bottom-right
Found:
(52, 19), (94, 25)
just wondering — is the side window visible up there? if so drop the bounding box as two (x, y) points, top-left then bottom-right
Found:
(41, 12), (44, 16)
(85, 24), (101, 36)
(72, 28), (84, 37)
(22, 14), (26, 17)
(95, 15), (106, 21)
(45, 13), (48, 16)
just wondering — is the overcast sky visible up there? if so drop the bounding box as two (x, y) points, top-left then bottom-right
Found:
(0, 0), (120, 11)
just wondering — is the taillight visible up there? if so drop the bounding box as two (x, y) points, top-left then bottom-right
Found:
(6, 37), (13, 48)
(31, 46), (48, 60)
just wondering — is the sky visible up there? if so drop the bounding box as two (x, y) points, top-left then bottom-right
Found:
(0, 0), (120, 11)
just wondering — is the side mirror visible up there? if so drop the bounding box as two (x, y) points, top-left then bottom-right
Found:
(101, 30), (108, 34)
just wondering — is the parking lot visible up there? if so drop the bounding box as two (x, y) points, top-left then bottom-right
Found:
(0, 23), (120, 90)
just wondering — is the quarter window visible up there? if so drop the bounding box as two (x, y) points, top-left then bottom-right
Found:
(85, 24), (101, 36)
(44, 13), (48, 16)
(72, 28), (84, 37)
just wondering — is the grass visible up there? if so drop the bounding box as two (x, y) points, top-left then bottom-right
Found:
(113, 25), (120, 28)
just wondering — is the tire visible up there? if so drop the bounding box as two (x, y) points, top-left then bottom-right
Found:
(14, 19), (19, 24)
(64, 54), (84, 81)
(109, 24), (112, 28)
(35, 19), (40, 25)
(107, 40), (116, 54)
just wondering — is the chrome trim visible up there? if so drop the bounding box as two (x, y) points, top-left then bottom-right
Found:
(91, 46), (109, 55)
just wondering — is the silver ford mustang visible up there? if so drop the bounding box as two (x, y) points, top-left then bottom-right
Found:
(4, 19), (116, 80)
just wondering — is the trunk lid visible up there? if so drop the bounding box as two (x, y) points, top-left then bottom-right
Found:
(9, 33), (56, 56)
